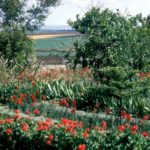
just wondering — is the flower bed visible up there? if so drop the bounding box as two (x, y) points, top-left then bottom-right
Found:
(0, 110), (150, 150)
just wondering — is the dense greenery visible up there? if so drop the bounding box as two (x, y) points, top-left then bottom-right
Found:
(77, 67), (150, 116)
(0, 0), (60, 65)
(69, 8), (150, 71)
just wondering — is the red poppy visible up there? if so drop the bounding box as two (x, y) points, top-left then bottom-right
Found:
(118, 125), (125, 132)
(0, 120), (4, 125)
(125, 123), (129, 128)
(121, 111), (127, 118)
(131, 125), (138, 134)
(41, 95), (46, 100)
(101, 121), (107, 129)
(82, 132), (89, 139)
(5, 118), (13, 124)
(77, 144), (86, 150)
(72, 99), (76, 107)
(21, 122), (29, 132)
(25, 110), (30, 115)
(33, 109), (40, 115)
(143, 115), (149, 120)
(30, 94), (36, 102)
(48, 134), (54, 141)
(59, 99), (69, 108)
(14, 109), (20, 114)
(141, 131), (149, 138)
(16, 98), (23, 106)
(46, 140), (51, 145)
(13, 114), (20, 121)
(5, 128), (12, 135)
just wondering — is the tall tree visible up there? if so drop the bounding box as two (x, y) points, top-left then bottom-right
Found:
(69, 8), (150, 71)
(0, 0), (60, 65)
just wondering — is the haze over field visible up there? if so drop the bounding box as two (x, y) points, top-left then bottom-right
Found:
(42, 0), (150, 26)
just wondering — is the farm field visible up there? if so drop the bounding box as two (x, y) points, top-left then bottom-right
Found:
(33, 34), (81, 65)
(34, 35), (81, 51)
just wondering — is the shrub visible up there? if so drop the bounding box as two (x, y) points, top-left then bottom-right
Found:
(76, 67), (150, 116)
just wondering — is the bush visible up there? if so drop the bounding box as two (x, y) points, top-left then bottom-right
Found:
(0, 114), (150, 150)
(76, 67), (150, 116)
(0, 30), (33, 66)
(69, 8), (150, 71)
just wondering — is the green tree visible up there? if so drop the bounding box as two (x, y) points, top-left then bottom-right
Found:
(0, 0), (60, 65)
(69, 8), (150, 71)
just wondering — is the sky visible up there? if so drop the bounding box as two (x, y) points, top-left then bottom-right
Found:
(44, 0), (150, 26)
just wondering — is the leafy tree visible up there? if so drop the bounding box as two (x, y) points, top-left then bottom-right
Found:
(69, 8), (150, 71)
(0, 0), (60, 65)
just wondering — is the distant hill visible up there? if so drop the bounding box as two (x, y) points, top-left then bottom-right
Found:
(29, 25), (77, 35)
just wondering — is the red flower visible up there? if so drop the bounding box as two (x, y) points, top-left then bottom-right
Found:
(46, 134), (54, 145)
(36, 120), (52, 131)
(125, 123), (129, 128)
(0, 120), (4, 125)
(46, 140), (51, 145)
(118, 125), (125, 132)
(82, 132), (89, 139)
(141, 131), (149, 138)
(13, 114), (20, 121)
(101, 121), (107, 129)
(25, 110), (30, 115)
(48, 134), (54, 141)
(72, 99), (76, 107)
(77, 144), (86, 150)
(143, 116), (149, 120)
(11, 95), (16, 101)
(21, 122), (29, 132)
(14, 109), (20, 114)
(30, 94), (36, 102)
(59, 99), (69, 108)
(5, 118), (13, 124)
(85, 128), (90, 132)
(41, 95), (46, 100)
(131, 125), (138, 134)
(126, 114), (132, 121)
(121, 111), (127, 118)
(16, 98), (23, 106)
(33, 109), (40, 115)
(5, 128), (12, 135)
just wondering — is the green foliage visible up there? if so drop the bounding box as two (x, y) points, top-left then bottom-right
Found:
(69, 8), (150, 71)
(0, 30), (33, 65)
(0, 57), (12, 84)
(0, 0), (60, 65)
(103, 131), (150, 150)
(77, 67), (150, 116)
(0, 114), (150, 150)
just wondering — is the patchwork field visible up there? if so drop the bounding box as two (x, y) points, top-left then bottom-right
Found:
(32, 33), (81, 65)
(33, 35), (81, 51)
